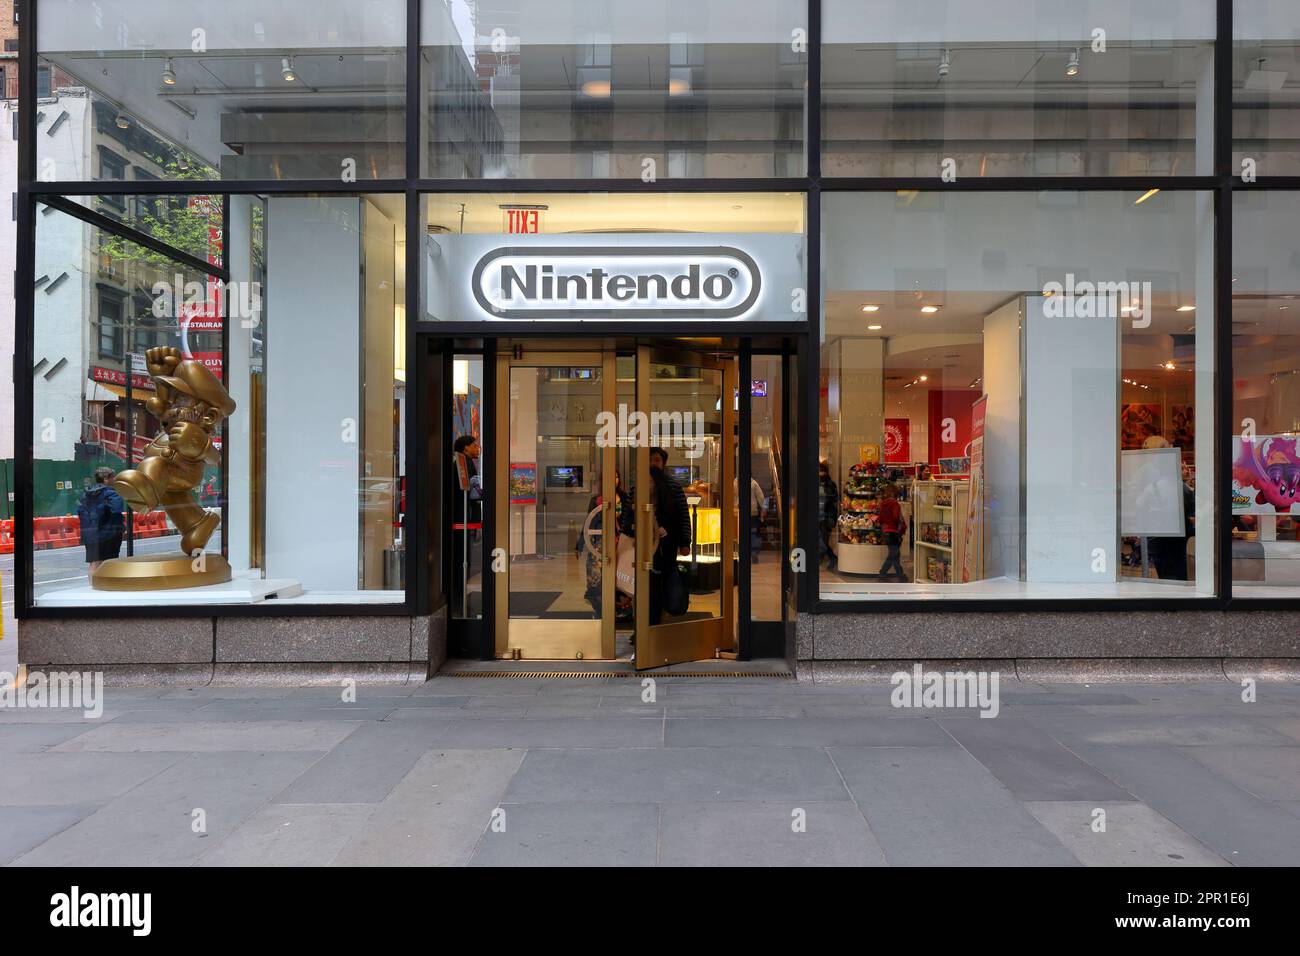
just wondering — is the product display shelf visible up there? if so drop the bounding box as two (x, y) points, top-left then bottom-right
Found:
(834, 465), (887, 574)
(913, 479), (970, 584)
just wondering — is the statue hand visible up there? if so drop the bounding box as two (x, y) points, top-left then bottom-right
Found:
(167, 421), (208, 460)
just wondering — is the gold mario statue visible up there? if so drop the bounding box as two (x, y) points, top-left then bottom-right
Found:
(91, 346), (236, 591)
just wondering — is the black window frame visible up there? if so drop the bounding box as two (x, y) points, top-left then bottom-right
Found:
(13, 0), (1298, 622)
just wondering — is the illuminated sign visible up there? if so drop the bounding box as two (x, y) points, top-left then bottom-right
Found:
(471, 246), (762, 320)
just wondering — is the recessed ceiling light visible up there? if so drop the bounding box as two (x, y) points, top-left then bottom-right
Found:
(1163, 361), (1177, 370)
(1177, 304), (1196, 312)
(581, 79), (611, 97)
(920, 305), (940, 314)
(668, 76), (691, 96)
(862, 304), (880, 312)
(867, 324), (882, 331)
(1135, 188), (1160, 205)
(919, 374), (929, 382)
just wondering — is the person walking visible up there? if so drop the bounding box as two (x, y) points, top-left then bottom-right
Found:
(78, 466), (126, 576)
(877, 483), (907, 581)
(818, 460), (839, 571)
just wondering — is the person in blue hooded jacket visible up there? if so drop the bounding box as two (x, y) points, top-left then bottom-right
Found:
(78, 466), (126, 574)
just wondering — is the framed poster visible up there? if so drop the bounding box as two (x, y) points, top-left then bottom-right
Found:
(884, 418), (910, 463)
(1233, 435), (1300, 515)
(509, 463), (537, 504)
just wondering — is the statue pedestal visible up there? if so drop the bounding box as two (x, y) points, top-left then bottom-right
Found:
(91, 552), (233, 591)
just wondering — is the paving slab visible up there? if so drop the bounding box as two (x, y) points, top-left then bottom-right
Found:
(1063, 743), (1300, 867)
(49, 719), (362, 752)
(470, 802), (658, 867)
(0, 722), (98, 752)
(939, 717), (1135, 802)
(1023, 801), (1229, 867)
(829, 746), (1079, 867)
(665, 716), (952, 748)
(0, 805), (98, 864)
(1031, 715), (1293, 747)
(199, 804), (377, 866)
(273, 721), (453, 804)
(0, 752), (182, 806)
(11, 751), (322, 866)
(433, 717), (663, 750)
(506, 747), (851, 803)
(1178, 745), (1300, 802)
(658, 801), (888, 867)
(332, 749), (525, 866)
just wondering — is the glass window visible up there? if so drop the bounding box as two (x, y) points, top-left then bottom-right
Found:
(820, 190), (1215, 600)
(822, 1), (1217, 177)
(421, 192), (806, 324)
(1234, 2), (1300, 176)
(31, 192), (407, 607)
(420, 0), (806, 178)
(36, 0), (406, 181)
(1231, 191), (1300, 595)
(750, 354), (785, 622)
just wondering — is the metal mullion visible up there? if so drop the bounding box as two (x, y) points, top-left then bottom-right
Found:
(818, 176), (1222, 192)
(28, 179), (410, 196)
(806, 0), (820, 180)
(1215, 0), (1233, 607)
(409, 178), (810, 194)
(36, 194), (230, 280)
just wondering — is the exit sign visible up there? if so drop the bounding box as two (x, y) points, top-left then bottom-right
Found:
(503, 207), (544, 234)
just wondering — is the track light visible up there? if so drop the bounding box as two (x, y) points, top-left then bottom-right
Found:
(938, 49), (951, 79)
(162, 57), (176, 86)
(281, 56), (296, 82)
(1066, 49), (1080, 77)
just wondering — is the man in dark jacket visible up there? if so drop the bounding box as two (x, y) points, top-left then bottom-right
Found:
(647, 448), (692, 626)
(79, 466), (126, 574)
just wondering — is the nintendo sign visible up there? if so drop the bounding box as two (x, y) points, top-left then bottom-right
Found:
(470, 246), (762, 320)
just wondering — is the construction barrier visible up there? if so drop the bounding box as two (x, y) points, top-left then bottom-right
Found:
(25, 512), (174, 551)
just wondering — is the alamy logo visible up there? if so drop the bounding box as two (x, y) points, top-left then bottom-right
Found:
(890, 664), (1000, 718)
(594, 403), (707, 459)
(1041, 274), (1153, 328)
(473, 246), (761, 319)
(0, 670), (103, 719)
(50, 886), (151, 936)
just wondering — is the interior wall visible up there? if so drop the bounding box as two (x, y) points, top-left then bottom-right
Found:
(1023, 293), (1120, 583)
(265, 196), (362, 591)
(225, 195), (257, 573)
(982, 298), (1022, 581)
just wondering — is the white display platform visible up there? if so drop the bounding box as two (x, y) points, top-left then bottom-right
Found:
(39, 572), (303, 607)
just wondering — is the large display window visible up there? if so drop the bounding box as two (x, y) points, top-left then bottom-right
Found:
(35, 0), (406, 181)
(819, 190), (1216, 600)
(420, 0), (807, 179)
(1231, 191), (1300, 595)
(1234, 2), (1300, 176)
(822, 0), (1217, 178)
(29, 193), (407, 607)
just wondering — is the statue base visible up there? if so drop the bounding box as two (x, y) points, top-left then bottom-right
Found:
(91, 552), (233, 591)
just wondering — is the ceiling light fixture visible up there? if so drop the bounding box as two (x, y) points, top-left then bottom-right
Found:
(581, 79), (612, 97)
(114, 111), (130, 129)
(281, 56), (296, 82)
(920, 305), (940, 314)
(1066, 49), (1080, 77)
(919, 374), (929, 382)
(867, 324), (883, 331)
(1135, 188), (1160, 205)
(862, 304), (880, 312)
(938, 49), (951, 79)
(162, 57), (176, 86)
(1177, 304), (1196, 312)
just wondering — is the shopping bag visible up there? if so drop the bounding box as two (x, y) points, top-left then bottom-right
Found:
(615, 536), (636, 596)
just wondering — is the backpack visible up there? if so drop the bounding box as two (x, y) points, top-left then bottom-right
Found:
(77, 488), (118, 543)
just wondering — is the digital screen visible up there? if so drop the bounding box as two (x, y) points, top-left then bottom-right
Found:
(545, 465), (584, 488)
(667, 465), (694, 484)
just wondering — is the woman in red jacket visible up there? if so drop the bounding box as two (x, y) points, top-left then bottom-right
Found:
(877, 484), (907, 582)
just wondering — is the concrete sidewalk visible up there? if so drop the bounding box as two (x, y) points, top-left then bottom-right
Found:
(3, 675), (1300, 866)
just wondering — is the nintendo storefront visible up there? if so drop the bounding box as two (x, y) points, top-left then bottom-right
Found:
(13, 0), (1300, 679)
